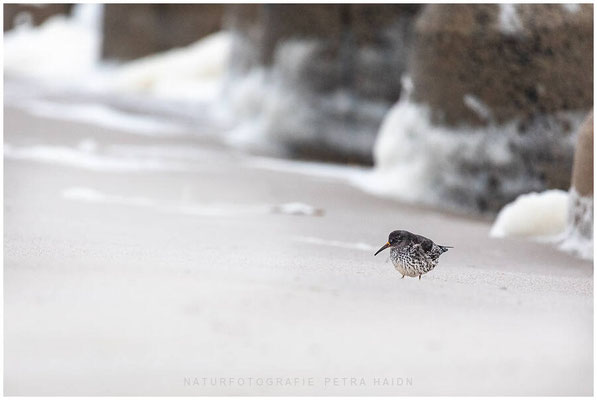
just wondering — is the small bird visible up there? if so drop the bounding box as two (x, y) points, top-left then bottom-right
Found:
(374, 230), (452, 279)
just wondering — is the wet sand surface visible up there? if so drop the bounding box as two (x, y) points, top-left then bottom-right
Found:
(4, 105), (593, 395)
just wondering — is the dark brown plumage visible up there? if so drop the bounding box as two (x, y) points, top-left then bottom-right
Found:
(374, 230), (452, 279)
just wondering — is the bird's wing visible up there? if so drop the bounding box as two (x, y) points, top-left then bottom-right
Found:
(412, 243), (432, 263)
(419, 237), (434, 253)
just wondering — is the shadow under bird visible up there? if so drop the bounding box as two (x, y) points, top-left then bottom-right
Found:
(374, 230), (452, 279)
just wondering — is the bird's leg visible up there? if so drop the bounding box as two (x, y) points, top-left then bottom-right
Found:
(401, 274), (405, 279)
(419, 274), (422, 280)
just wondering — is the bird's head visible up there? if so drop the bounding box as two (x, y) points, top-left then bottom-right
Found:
(374, 230), (408, 256)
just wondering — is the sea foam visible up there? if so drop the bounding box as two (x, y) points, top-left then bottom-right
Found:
(490, 188), (593, 260)
(3, 4), (102, 82)
(489, 190), (569, 238)
(358, 78), (583, 213)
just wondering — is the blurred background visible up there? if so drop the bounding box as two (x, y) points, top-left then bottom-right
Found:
(3, 3), (594, 396)
(4, 4), (594, 208)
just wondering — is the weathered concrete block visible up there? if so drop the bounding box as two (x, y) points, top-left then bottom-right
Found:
(224, 4), (422, 164)
(102, 4), (225, 61)
(395, 4), (594, 211)
(571, 110), (593, 197)
(410, 4), (593, 127)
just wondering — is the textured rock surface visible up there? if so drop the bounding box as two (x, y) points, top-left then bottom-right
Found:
(410, 4), (593, 127)
(102, 4), (225, 61)
(3, 4), (73, 31)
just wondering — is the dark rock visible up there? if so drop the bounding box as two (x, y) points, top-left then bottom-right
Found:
(228, 4), (421, 101)
(224, 4), (422, 164)
(102, 4), (225, 61)
(409, 4), (593, 127)
(571, 111), (593, 197)
(3, 4), (73, 31)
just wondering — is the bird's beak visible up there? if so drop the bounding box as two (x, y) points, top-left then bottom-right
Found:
(374, 242), (391, 256)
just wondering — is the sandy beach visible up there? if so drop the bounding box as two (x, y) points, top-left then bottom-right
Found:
(3, 102), (593, 395)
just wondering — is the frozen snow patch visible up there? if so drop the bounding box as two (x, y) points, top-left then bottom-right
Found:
(490, 190), (568, 238)
(62, 186), (323, 218)
(63, 187), (157, 207)
(4, 143), (199, 172)
(169, 202), (324, 218)
(246, 156), (367, 182)
(77, 138), (98, 153)
(106, 145), (213, 161)
(271, 203), (324, 216)
(293, 236), (376, 252)
(22, 100), (188, 136)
